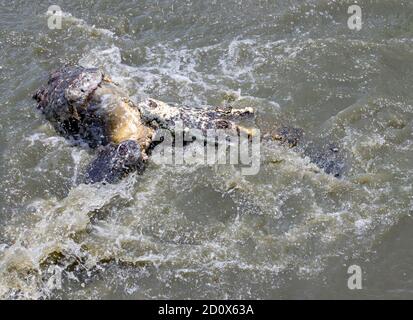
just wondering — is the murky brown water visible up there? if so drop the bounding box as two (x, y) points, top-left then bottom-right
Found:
(0, 0), (412, 299)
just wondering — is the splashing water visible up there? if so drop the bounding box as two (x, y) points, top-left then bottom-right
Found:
(0, 0), (413, 299)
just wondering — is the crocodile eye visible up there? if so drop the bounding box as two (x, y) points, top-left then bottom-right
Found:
(117, 144), (129, 156)
(148, 100), (158, 109)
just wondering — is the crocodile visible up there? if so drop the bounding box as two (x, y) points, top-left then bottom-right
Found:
(33, 65), (345, 183)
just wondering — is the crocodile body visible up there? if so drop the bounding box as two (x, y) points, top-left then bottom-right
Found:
(33, 65), (345, 183)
